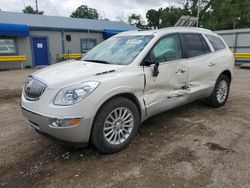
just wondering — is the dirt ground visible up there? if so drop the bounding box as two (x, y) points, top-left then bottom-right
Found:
(0, 67), (250, 188)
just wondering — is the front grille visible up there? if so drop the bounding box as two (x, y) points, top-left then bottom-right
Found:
(24, 76), (47, 101)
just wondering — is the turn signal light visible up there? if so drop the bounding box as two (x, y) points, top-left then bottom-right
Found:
(70, 119), (80, 126)
(50, 118), (80, 128)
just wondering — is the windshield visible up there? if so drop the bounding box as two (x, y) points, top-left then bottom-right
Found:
(82, 35), (154, 65)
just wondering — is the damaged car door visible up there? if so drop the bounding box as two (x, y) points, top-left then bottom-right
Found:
(180, 33), (216, 99)
(142, 33), (188, 117)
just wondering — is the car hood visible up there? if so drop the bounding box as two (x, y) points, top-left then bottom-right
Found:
(31, 60), (126, 89)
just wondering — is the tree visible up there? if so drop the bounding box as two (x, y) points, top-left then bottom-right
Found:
(201, 0), (236, 30)
(177, 0), (215, 18)
(146, 9), (161, 29)
(159, 7), (184, 28)
(71, 5), (98, 19)
(145, 0), (250, 30)
(23, 5), (43, 15)
(146, 7), (184, 29)
(201, 0), (250, 30)
(231, 0), (250, 28)
(128, 14), (143, 28)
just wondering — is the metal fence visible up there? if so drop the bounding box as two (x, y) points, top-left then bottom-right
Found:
(216, 28), (250, 63)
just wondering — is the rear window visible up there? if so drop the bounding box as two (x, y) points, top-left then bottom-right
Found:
(206, 34), (226, 51)
(182, 33), (206, 58)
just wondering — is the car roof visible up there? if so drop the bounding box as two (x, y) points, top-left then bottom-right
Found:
(117, 27), (214, 37)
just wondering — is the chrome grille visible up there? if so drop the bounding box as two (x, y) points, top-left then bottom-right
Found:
(24, 76), (47, 101)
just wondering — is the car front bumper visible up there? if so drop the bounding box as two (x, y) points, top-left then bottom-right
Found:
(21, 106), (93, 145)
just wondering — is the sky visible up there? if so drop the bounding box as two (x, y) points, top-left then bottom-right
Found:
(0, 0), (179, 22)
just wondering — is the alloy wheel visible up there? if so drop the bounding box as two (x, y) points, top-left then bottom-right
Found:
(216, 80), (228, 103)
(103, 107), (134, 145)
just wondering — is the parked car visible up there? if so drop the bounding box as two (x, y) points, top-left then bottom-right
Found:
(21, 27), (234, 154)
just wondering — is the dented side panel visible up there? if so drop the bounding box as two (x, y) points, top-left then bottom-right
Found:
(185, 53), (217, 99)
(143, 59), (188, 117)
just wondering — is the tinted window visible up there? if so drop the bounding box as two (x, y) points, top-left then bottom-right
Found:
(206, 34), (226, 51)
(150, 34), (182, 63)
(182, 33), (206, 58)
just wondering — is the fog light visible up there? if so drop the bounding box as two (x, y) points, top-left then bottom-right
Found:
(50, 118), (80, 128)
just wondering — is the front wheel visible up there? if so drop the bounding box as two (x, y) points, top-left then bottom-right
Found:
(91, 97), (140, 154)
(206, 74), (230, 107)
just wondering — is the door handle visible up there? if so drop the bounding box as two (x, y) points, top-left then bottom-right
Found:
(176, 69), (186, 74)
(208, 62), (216, 67)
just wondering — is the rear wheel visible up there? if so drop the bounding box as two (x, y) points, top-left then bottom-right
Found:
(206, 74), (230, 107)
(91, 97), (140, 154)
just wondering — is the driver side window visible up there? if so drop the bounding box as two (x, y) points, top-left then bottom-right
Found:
(150, 34), (182, 63)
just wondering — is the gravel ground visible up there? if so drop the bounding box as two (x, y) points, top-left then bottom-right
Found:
(0, 67), (250, 188)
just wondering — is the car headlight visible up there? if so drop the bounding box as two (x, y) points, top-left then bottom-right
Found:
(54, 81), (99, 106)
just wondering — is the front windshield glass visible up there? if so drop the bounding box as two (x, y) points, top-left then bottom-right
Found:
(82, 35), (154, 65)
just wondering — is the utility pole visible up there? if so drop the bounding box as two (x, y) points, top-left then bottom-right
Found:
(196, 0), (201, 27)
(35, 0), (38, 13)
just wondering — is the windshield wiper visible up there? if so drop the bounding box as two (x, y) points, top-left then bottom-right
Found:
(84, 59), (110, 64)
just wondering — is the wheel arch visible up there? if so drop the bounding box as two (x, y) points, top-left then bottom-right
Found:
(218, 70), (232, 84)
(92, 92), (143, 126)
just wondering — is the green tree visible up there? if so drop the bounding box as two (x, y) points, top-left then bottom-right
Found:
(146, 9), (161, 29)
(23, 5), (43, 15)
(128, 14), (143, 28)
(180, 0), (250, 30)
(159, 7), (184, 28)
(180, 0), (215, 18)
(202, 0), (235, 30)
(71, 5), (98, 19)
(232, 0), (250, 28)
(146, 0), (250, 30)
(201, 0), (250, 30)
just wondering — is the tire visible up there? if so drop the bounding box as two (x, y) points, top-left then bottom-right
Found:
(206, 74), (230, 107)
(91, 97), (140, 154)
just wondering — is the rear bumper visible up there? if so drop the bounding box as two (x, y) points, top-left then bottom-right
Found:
(21, 106), (93, 144)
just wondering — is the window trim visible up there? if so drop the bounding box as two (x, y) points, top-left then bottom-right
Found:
(141, 33), (184, 66)
(199, 34), (211, 54)
(80, 38), (97, 53)
(0, 37), (18, 55)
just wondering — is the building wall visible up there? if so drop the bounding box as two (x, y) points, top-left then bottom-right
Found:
(29, 30), (103, 65)
(30, 30), (63, 65)
(17, 36), (32, 67)
(64, 31), (103, 54)
(0, 30), (104, 69)
(0, 36), (30, 69)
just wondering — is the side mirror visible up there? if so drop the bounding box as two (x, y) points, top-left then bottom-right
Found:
(152, 62), (159, 77)
(143, 59), (155, 66)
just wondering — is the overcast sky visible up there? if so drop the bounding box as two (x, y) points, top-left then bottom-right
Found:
(0, 0), (179, 22)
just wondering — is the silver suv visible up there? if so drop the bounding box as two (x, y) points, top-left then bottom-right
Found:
(21, 27), (234, 153)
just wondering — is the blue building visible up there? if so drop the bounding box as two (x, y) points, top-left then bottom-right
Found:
(0, 11), (136, 69)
